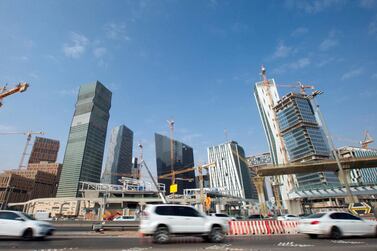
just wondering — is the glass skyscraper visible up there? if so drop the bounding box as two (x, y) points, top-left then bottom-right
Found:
(274, 92), (339, 188)
(155, 133), (196, 195)
(101, 125), (133, 185)
(57, 81), (112, 197)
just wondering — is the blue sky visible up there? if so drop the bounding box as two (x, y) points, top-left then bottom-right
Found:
(1, 0), (377, 175)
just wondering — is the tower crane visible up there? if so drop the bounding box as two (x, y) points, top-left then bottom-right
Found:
(0, 130), (44, 169)
(277, 81), (314, 95)
(0, 82), (29, 108)
(361, 131), (374, 149)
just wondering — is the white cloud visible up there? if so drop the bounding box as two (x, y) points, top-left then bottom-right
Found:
(369, 15), (377, 35)
(57, 87), (79, 97)
(291, 27), (309, 37)
(104, 23), (131, 41)
(63, 32), (89, 59)
(360, 0), (377, 9)
(93, 47), (107, 58)
(341, 68), (363, 80)
(0, 124), (17, 132)
(273, 42), (292, 58)
(319, 31), (339, 51)
(273, 57), (311, 74)
(285, 0), (345, 14)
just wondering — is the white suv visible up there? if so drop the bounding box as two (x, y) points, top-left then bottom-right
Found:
(0, 210), (55, 240)
(139, 204), (228, 244)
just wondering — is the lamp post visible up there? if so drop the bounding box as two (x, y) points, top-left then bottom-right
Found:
(308, 90), (356, 204)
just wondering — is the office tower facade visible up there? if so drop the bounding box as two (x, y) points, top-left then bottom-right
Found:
(57, 81), (111, 197)
(274, 92), (340, 188)
(28, 137), (60, 164)
(207, 141), (255, 199)
(339, 146), (377, 185)
(155, 133), (196, 195)
(101, 125), (133, 185)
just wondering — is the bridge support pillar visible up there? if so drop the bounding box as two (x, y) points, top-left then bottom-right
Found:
(337, 166), (359, 203)
(253, 176), (268, 217)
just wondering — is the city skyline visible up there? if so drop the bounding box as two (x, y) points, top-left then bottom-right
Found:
(1, 1), (377, 177)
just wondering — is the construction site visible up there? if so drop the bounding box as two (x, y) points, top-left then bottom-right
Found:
(1, 72), (377, 220)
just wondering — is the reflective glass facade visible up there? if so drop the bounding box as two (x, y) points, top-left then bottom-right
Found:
(101, 125), (133, 185)
(274, 93), (339, 188)
(275, 94), (330, 161)
(57, 81), (111, 197)
(155, 133), (196, 195)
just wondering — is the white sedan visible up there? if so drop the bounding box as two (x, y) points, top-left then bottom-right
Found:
(0, 210), (55, 240)
(113, 215), (137, 221)
(277, 214), (299, 221)
(298, 211), (377, 239)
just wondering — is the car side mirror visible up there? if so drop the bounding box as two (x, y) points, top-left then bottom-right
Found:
(15, 217), (25, 221)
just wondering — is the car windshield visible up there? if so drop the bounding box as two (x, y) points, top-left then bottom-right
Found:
(21, 213), (35, 220)
(306, 213), (326, 219)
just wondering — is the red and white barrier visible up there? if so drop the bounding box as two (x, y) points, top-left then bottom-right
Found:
(228, 218), (377, 236)
(228, 220), (298, 235)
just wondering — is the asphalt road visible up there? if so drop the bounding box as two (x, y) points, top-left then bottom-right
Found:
(0, 234), (376, 251)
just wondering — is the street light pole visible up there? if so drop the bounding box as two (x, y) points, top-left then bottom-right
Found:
(308, 90), (355, 204)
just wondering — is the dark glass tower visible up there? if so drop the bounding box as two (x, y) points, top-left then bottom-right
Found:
(57, 81), (111, 197)
(101, 125), (133, 184)
(274, 92), (339, 188)
(155, 133), (196, 195)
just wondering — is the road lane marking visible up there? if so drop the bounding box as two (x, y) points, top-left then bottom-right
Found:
(331, 240), (365, 244)
(277, 242), (314, 247)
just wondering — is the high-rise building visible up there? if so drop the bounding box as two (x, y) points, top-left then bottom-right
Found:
(274, 92), (340, 188)
(339, 146), (377, 185)
(28, 137), (60, 164)
(254, 77), (293, 206)
(207, 141), (255, 199)
(155, 133), (195, 195)
(57, 81), (111, 197)
(101, 125), (133, 185)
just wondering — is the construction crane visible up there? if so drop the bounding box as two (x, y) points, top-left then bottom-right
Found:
(260, 65), (290, 210)
(158, 162), (216, 209)
(277, 81), (314, 95)
(0, 82), (29, 108)
(0, 130), (44, 169)
(361, 131), (374, 149)
(167, 119), (176, 193)
(334, 131), (374, 149)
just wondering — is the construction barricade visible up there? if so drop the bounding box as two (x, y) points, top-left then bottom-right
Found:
(228, 220), (298, 236)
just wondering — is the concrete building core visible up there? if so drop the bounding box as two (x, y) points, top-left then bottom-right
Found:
(28, 137), (60, 164)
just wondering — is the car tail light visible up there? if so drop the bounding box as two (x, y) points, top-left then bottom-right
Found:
(310, 220), (320, 225)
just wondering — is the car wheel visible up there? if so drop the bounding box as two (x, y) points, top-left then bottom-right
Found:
(330, 226), (342, 240)
(308, 234), (317, 239)
(22, 228), (34, 241)
(153, 226), (170, 244)
(209, 226), (224, 243)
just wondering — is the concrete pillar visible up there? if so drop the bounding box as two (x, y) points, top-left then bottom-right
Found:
(337, 166), (359, 203)
(253, 176), (268, 217)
